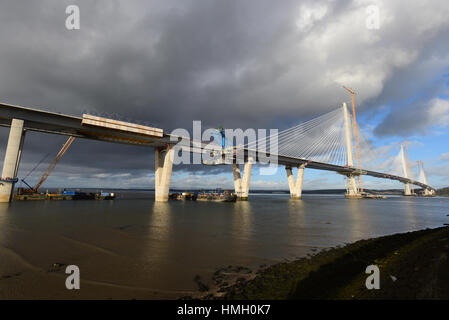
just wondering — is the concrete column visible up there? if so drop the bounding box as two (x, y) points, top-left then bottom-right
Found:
(14, 130), (26, 177)
(232, 160), (252, 201)
(342, 103), (360, 198)
(241, 161), (252, 200)
(285, 164), (305, 200)
(286, 167), (295, 197)
(345, 175), (360, 198)
(400, 145), (412, 196)
(232, 164), (242, 197)
(0, 119), (25, 203)
(155, 145), (174, 202)
(342, 103), (354, 167)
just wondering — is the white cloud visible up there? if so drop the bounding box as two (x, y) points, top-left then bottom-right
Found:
(428, 98), (449, 127)
(295, 2), (328, 32)
(437, 152), (449, 162)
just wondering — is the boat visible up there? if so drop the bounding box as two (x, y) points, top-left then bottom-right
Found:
(196, 190), (237, 202)
(169, 192), (197, 201)
(361, 192), (387, 199)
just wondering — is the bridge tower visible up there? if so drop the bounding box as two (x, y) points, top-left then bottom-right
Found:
(400, 144), (412, 196)
(155, 145), (174, 202)
(418, 161), (434, 196)
(342, 103), (361, 198)
(0, 119), (26, 202)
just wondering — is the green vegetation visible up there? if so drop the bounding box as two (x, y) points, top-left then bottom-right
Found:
(436, 187), (449, 196)
(215, 227), (449, 300)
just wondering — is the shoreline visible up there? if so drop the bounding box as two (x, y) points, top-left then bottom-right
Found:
(191, 226), (449, 300)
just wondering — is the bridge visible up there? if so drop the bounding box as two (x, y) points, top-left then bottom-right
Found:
(0, 101), (435, 202)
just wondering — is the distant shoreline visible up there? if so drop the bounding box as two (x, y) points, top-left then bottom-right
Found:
(22, 188), (421, 195)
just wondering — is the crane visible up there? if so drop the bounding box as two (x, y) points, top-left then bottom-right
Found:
(343, 86), (364, 192)
(215, 126), (226, 149)
(21, 136), (75, 193)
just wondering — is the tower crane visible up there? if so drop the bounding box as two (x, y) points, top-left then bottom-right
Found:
(343, 86), (364, 192)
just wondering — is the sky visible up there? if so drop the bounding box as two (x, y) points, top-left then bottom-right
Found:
(0, 0), (448, 191)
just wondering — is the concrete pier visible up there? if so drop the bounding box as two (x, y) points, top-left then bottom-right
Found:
(232, 160), (252, 201)
(286, 164), (305, 199)
(0, 119), (25, 203)
(344, 174), (361, 198)
(155, 145), (174, 202)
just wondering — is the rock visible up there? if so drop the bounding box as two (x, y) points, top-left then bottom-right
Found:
(48, 263), (67, 272)
(193, 275), (209, 292)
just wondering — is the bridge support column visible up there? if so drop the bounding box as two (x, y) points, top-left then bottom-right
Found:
(285, 164), (305, 200)
(344, 174), (361, 198)
(0, 119), (25, 203)
(155, 145), (174, 202)
(400, 145), (412, 196)
(342, 102), (361, 199)
(232, 160), (252, 201)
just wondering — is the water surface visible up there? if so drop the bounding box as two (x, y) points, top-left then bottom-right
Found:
(0, 193), (447, 299)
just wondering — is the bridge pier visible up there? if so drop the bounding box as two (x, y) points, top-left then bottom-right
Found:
(155, 145), (174, 202)
(403, 183), (412, 196)
(232, 160), (252, 201)
(0, 119), (25, 203)
(344, 174), (361, 198)
(285, 164), (305, 200)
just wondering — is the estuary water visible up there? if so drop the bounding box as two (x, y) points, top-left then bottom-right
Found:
(0, 192), (448, 299)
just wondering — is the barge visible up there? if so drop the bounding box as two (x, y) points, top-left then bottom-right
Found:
(14, 189), (116, 201)
(169, 190), (237, 202)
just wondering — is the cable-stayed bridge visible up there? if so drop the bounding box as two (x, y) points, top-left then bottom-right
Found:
(0, 101), (436, 202)
(172, 103), (435, 200)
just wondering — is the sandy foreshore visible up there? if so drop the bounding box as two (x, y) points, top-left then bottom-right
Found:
(194, 226), (449, 300)
(2, 226), (448, 300)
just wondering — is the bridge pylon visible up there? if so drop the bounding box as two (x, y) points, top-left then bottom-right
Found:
(418, 161), (435, 197)
(342, 103), (361, 199)
(0, 119), (25, 203)
(400, 144), (412, 196)
(285, 164), (306, 200)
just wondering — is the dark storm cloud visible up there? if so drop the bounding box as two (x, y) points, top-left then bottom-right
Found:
(1, 0), (449, 187)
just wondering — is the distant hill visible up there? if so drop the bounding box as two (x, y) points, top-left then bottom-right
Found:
(436, 187), (449, 196)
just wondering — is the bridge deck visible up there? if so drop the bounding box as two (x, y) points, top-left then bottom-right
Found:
(0, 102), (171, 147)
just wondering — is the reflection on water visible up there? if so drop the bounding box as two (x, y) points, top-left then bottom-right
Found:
(403, 198), (418, 229)
(146, 202), (173, 261)
(346, 199), (371, 239)
(0, 193), (447, 298)
(0, 203), (10, 243)
(232, 201), (253, 240)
